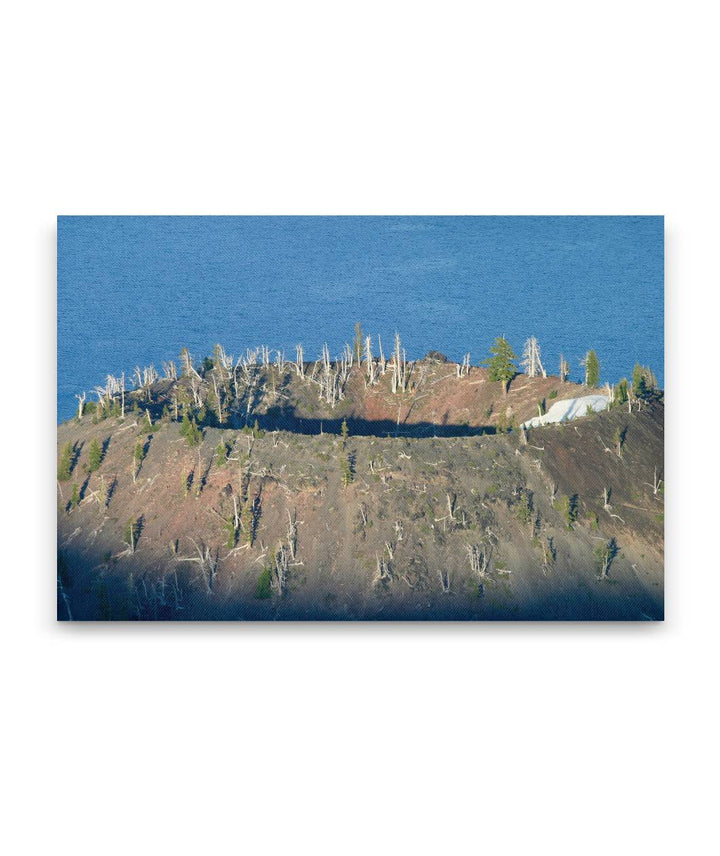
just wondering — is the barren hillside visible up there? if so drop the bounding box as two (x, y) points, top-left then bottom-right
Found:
(57, 357), (664, 621)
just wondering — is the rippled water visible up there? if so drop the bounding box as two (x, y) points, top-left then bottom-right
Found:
(57, 216), (664, 422)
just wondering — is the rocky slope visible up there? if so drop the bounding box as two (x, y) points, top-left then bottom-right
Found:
(57, 360), (664, 620)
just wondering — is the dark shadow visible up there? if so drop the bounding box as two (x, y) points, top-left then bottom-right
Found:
(224, 411), (496, 438)
(70, 440), (83, 474)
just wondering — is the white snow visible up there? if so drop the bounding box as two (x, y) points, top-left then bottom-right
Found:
(521, 394), (610, 429)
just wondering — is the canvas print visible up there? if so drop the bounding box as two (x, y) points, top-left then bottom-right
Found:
(57, 216), (664, 621)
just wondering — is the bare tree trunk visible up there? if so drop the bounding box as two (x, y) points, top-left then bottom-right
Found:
(273, 544), (289, 596)
(522, 337), (545, 378)
(286, 509), (298, 560)
(559, 354), (569, 383)
(644, 466), (662, 496)
(438, 568), (451, 593)
(364, 335), (375, 385)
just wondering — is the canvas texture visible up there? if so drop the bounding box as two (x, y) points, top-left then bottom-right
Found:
(56, 216), (664, 620)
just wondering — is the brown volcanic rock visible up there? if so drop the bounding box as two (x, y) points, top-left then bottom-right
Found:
(57, 369), (663, 621)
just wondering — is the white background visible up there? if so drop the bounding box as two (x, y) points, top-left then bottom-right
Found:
(2, 2), (717, 854)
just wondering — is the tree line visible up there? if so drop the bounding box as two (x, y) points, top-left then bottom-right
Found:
(72, 325), (659, 431)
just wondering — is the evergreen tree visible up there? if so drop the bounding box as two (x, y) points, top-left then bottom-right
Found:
(516, 490), (533, 524)
(583, 350), (600, 387)
(215, 441), (228, 467)
(483, 337), (517, 395)
(57, 443), (73, 481)
(88, 438), (103, 472)
(559, 494), (578, 529)
(180, 414), (202, 447)
(341, 418), (349, 444)
(255, 565), (273, 599)
(632, 364), (657, 398)
(225, 513), (238, 549)
(632, 363), (645, 397)
(69, 483), (80, 510)
(340, 453), (354, 487)
(614, 378), (629, 406)
(133, 441), (145, 482)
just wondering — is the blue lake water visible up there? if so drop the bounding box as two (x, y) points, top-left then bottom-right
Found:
(57, 216), (664, 422)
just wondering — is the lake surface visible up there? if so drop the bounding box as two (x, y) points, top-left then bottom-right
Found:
(57, 216), (664, 422)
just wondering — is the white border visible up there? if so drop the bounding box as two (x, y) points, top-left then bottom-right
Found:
(3, 3), (714, 855)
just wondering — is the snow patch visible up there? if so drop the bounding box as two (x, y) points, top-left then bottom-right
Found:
(522, 394), (610, 429)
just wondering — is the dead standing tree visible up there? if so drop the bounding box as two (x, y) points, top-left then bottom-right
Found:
(286, 509), (298, 560)
(644, 466), (663, 496)
(364, 335), (376, 385)
(75, 391), (86, 419)
(601, 487), (625, 524)
(313, 343), (348, 407)
(521, 337), (546, 378)
(602, 487), (612, 511)
(118, 372), (126, 417)
(467, 543), (491, 579)
(541, 537), (556, 575)
(438, 567), (451, 593)
(559, 354), (569, 383)
(456, 353), (471, 378)
(180, 348), (199, 379)
(390, 332), (408, 394)
(272, 544), (289, 596)
(596, 538), (618, 580)
(176, 539), (219, 594)
(374, 553), (392, 586)
(133, 365), (158, 401)
(377, 335), (387, 375)
(294, 344), (305, 378)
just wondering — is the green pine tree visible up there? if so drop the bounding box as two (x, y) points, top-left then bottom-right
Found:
(57, 443), (73, 481)
(614, 378), (629, 406)
(225, 513), (238, 549)
(255, 565), (273, 599)
(340, 453), (354, 487)
(69, 482), (80, 510)
(583, 350), (600, 387)
(483, 337), (517, 395)
(180, 414), (202, 447)
(632, 364), (657, 398)
(215, 441), (228, 467)
(559, 494), (578, 529)
(88, 439), (103, 472)
(341, 418), (349, 444)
